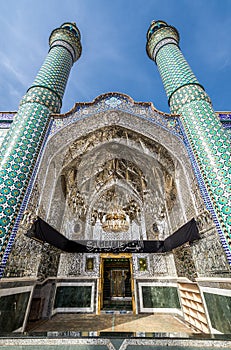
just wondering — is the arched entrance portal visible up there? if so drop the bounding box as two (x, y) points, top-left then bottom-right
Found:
(32, 110), (203, 314)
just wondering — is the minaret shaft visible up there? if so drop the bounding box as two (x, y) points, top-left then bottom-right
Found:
(156, 44), (199, 101)
(29, 46), (73, 104)
(0, 23), (82, 268)
(146, 21), (231, 261)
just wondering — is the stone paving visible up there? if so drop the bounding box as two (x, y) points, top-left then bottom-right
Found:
(26, 313), (195, 334)
(2, 315), (231, 350)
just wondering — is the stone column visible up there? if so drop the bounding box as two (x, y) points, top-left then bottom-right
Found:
(0, 23), (82, 267)
(146, 20), (231, 262)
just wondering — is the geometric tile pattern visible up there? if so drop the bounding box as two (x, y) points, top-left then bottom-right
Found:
(146, 21), (231, 262)
(0, 24), (82, 266)
(29, 46), (73, 106)
(146, 23), (179, 62)
(169, 82), (211, 114)
(153, 37), (178, 61)
(0, 119), (53, 277)
(0, 103), (50, 254)
(146, 24), (199, 100)
(176, 98), (231, 252)
(177, 117), (231, 263)
(156, 43), (199, 100)
(20, 85), (61, 113)
(219, 113), (231, 137)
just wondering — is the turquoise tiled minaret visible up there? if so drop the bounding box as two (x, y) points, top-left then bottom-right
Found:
(0, 23), (82, 264)
(146, 20), (231, 262)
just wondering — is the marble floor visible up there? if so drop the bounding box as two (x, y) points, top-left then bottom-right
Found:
(26, 313), (196, 335)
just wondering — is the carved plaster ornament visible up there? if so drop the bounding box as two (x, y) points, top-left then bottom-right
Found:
(164, 171), (177, 211)
(20, 210), (38, 233)
(60, 125), (177, 238)
(62, 126), (175, 173)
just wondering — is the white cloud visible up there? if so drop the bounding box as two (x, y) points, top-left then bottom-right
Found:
(0, 52), (30, 88)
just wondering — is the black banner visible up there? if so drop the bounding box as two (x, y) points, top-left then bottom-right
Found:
(26, 217), (200, 253)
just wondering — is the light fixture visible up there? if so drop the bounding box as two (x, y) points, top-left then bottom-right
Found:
(102, 194), (129, 233)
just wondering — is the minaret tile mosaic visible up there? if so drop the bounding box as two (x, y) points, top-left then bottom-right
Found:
(0, 23), (82, 268)
(146, 20), (231, 263)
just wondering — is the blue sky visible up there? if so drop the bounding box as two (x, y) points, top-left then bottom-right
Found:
(0, 0), (230, 114)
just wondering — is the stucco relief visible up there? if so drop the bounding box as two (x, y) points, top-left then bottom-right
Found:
(57, 125), (180, 240)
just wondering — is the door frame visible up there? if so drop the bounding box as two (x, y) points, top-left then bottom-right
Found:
(98, 253), (135, 314)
